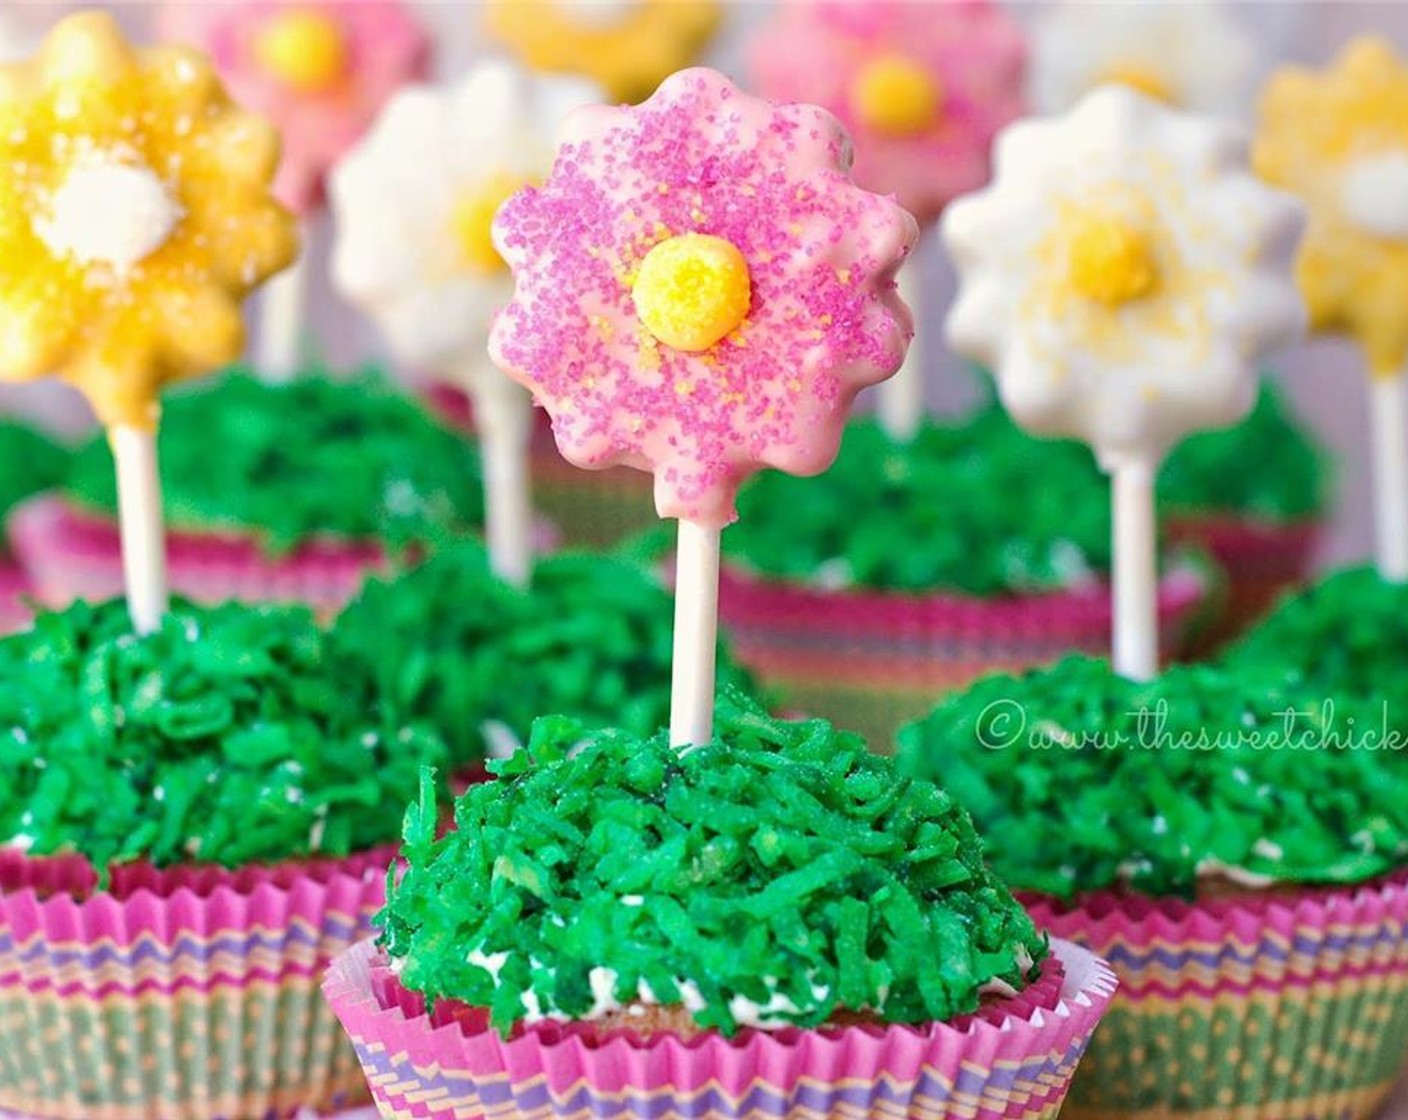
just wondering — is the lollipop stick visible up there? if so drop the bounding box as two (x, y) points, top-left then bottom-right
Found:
(876, 247), (924, 442)
(471, 373), (535, 588)
(256, 235), (308, 382)
(1370, 369), (1408, 582)
(670, 518), (721, 748)
(1111, 455), (1157, 681)
(110, 425), (169, 635)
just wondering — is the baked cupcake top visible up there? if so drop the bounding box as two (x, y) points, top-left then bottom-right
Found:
(0, 598), (447, 872)
(64, 368), (483, 554)
(1159, 378), (1327, 522)
(898, 656), (1408, 900)
(0, 419), (68, 527)
(1225, 567), (1408, 700)
(331, 541), (755, 767)
(381, 691), (1045, 1036)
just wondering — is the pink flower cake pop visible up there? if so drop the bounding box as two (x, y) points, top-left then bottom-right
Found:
(747, 0), (1026, 224)
(489, 68), (918, 528)
(160, 0), (427, 214)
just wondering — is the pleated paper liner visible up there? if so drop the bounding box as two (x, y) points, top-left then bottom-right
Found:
(1165, 513), (1321, 657)
(424, 382), (657, 549)
(0, 847), (394, 1119)
(1024, 874), (1408, 1120)
(716, 565), (1210, 752)
(324, 936), (1116, 1120)
(8, 496), (390, 620)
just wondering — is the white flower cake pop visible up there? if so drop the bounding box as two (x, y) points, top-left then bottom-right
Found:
(944, 85), (1305, 471)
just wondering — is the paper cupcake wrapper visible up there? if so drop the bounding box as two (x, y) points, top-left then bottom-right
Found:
(0, 847), (394, 1119)
(716, 565), (1209, 751)
(425, 382), (656, 549)
(1025, 876), (1408, 1120)
(1165, 514), (1321, 655)
(9, 496), (388, 618)
(325, 936), (1115, 1120)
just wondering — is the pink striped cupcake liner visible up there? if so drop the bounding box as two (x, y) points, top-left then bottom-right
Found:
(717, 565), (1210, 750)
(0, 847), (395, 1119)
(1165, 514), (1322, 656)
(1024, 875), (1408, 1119)
(425, 383), (656, 548)
(324, 936), (1116, 1120)
(8, 496), (388, 619)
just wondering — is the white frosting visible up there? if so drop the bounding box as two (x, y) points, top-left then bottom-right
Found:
(1339, 151), (1408, 240)
(35, 157), (180, 275)
(942, 85), (1306, 466)
(330, 59), (604, 380)
(1194, 858), (1279, 890)
(1029, 0), (1257, 116)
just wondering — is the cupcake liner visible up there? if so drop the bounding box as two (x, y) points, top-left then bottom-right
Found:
(0, 847), (394, 1119)
(716, 565), (1209, 750)
(324, 936), (1116, 1120)
(1165, 513), (1321, 655)
(425, 382), (656, 548)
(1025, 876), (1408, 1120)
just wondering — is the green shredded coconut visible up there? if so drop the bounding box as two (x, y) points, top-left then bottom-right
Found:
(329, 540), (756, 768)
(380, 690), (1046, 1037)
(0, 420), (68, 527)
(1160, 379), (1328, 520)
(64, 368), (483, 555)
(1223, 567), (1408, 702)
(898, 656), (1408, 901)
(0, 599), (448, 872)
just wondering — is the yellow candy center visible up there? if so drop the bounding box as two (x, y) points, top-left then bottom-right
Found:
(1100, 63), (1175, 105)
(632, 233), (751, 352)
(851, 54), (942, 137)
(1063, 209), (1159, 307)
(254, 9), (349, 93)
(453, 173), (523, 274)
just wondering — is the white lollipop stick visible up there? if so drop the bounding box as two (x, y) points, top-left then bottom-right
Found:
(256, 235), (309, 381)
(1110, 454), (1158, 682)
(876, 245), (925, 441)
(459, 359), (534, 587)
(670, 518), (721, 748)
(110, 425), (168, 635)
(1370, 369), (1408, 583)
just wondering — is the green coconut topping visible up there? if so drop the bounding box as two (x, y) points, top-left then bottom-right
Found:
(64, 368), (483, 554)
(0, 599), (448, 872)
(330, 541), (755, 768)
(725, 411), (1112, 595)
(380, 691), (1046, 1036)
(898, 656), (1408, 901)
(1223, 567), (1408, 701)
(1160, 379), (1328, 520)
(0, 419), (68, 525)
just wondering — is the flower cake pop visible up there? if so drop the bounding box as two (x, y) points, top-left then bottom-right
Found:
(483, 0), (719, 105)
(943, 85), (1304, 678)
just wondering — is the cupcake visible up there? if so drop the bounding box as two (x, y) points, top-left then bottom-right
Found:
(10, 369), (484, 616)
(899, 657), (1408, 1120)
(325, 691), (1116, 1119)
(721, 402), (1208, 750)
(329, 539), (755, 773)
(0, 596), (448, 1118)
(0, 418), (68, 631)
(1160, 377), (1328, 652)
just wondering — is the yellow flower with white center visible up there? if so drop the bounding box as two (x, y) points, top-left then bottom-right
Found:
(0, 11), (298, 429)
(331, 60), (602, 384)
(1256, 39), (1408, 379)
(943, 86), (1305, 466)
(483, 0), (718, 104)
(1030, 0), (1255, 115)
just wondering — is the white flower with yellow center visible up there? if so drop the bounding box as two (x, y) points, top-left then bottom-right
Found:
(1030, 0), (1256, 116)
(943, 85), (1305, 468)
(330, 60), (602, 383)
